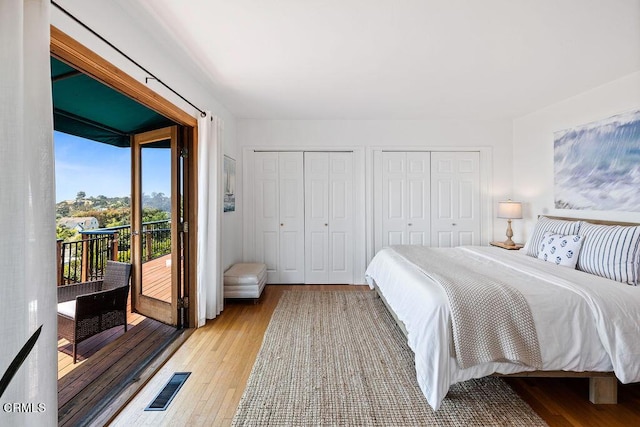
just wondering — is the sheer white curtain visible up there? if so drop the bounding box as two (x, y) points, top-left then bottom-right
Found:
(197, 113), (224, 327)
(0, 0), (58, 425)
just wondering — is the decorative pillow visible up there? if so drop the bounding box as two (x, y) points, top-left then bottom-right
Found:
(537, 232), (583, 268)
(577, 223), (640, 286)
(525, 216), (582, 258)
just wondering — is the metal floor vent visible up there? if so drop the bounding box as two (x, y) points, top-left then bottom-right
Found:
(145, 372), (191, 411)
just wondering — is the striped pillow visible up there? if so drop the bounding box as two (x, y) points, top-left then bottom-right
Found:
(525, 217), (582, 258)
(577, 223), (640, 286)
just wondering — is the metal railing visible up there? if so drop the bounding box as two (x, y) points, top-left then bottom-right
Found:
(141, 220), (171, 262)
(56, 220), (171, 285)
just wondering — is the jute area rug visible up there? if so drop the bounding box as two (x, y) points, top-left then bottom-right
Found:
(232, 291), (547, 426)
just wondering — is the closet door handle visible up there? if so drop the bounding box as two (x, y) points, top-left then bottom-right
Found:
(280, 223), (284, 227)
(324, 223), (328, 226)
(408, 223), (413, 226)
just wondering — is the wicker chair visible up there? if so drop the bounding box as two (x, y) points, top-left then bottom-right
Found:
(57, 260), (132, 363)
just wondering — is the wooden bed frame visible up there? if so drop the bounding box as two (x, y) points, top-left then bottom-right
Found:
(374, 215), (640, 405)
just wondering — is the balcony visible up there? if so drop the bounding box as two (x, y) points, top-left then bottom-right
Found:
(56, 220), (172, 377)
(56, 220), (171, 286)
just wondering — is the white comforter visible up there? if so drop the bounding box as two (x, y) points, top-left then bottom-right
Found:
(365, 246), (640, 410)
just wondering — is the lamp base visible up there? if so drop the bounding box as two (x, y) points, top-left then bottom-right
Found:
(503, 238), (517, 247)
(504, 219), (515, 247)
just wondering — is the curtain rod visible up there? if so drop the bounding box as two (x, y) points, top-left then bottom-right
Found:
(51, 1), (207, 118)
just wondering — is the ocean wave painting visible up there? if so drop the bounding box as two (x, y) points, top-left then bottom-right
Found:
(554, 109), (640, 212)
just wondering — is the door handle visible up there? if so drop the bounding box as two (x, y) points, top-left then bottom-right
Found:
(324, 223), (328, 226)
(408, 223), (413, 226)
(280, 223), (284, 227)
(452, 223), (457, 226)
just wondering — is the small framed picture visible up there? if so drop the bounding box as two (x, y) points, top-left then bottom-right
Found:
(223, 155), (236, 212)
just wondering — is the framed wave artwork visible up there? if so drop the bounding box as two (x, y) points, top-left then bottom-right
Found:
(554, 109), (640, 212)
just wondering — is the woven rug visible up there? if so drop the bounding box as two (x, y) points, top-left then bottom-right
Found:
(232, 291), (547, 426)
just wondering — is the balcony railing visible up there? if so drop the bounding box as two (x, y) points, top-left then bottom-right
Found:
(56, 220), (171, 285)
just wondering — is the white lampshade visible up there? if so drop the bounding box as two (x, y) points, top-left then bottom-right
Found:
(497, 201), (522, 219)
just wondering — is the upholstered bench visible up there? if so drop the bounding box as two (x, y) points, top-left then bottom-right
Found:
(224, 263), (267, 300)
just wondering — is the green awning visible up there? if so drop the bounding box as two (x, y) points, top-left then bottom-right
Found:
(51, 57), (175, 147)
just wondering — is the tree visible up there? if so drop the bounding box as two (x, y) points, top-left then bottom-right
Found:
(57, 201), (70, 218)
(93, 194), (108, 209)
(142, 208), (170, 223)
(141, 192), (171, 212)
(75, 191), (87, 209)
(56, 224), (78, 242)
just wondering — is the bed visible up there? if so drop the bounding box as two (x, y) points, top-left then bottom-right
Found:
(365, 216), (640, 411)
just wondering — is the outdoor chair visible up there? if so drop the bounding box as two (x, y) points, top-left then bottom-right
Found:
(57, 260), (132, 363)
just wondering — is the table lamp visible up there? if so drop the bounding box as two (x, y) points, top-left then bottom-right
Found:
(497, 200), (522, 247)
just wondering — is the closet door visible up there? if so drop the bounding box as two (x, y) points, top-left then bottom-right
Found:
(254, 152), (280, 283)
(405, 153), (431, 245)
(254, 152), (304, 283)
(381, 152), (430, 248)
(279, 152), (305, 283)
(305, 153), (330, 283)
(431, 152), (481, 247)
(328, 152), (353, 284)
(381, 152), (406, 246)
(305, 152), (354, 284)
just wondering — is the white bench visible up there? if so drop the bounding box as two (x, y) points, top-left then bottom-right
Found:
(224, 263), (267, 300)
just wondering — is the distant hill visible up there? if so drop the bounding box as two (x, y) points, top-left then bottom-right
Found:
(56, 192), (170, 230)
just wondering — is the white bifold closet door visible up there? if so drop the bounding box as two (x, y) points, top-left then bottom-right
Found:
(380, 151), (431, 248)
(431, 151), (481, 247)
(254, 152), (305, 283)
(304, 152), (354, 284)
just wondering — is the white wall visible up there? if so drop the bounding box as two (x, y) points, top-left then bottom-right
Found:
(51, 1), (243, 270)
(221, 124), (241, 270)
(238, 118), (515, 262)
(512, 71), (640, 242)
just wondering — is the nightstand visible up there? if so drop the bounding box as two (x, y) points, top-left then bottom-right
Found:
(490, 241), (524, 250)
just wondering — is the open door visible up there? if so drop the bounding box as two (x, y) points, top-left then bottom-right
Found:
(131, 126), (185, 326)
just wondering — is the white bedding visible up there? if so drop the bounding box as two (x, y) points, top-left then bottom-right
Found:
(365, 245), (640, 410)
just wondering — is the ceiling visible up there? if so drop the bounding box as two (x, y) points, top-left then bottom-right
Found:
(128, 0), (640, 120)
(51, 57), (175, 146)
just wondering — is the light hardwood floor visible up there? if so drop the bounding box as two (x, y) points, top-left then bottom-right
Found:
(109, 285), (640, 427)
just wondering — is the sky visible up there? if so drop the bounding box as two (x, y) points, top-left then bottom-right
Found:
(54, 131), (171, 203)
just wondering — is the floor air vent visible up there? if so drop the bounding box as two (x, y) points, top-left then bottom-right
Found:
(145, 372), (191, 411)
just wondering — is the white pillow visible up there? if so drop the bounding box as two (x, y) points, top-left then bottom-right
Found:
(525, 216), (582, 258)
(577, 223), (640, 286)
(537, 232), (583, 268)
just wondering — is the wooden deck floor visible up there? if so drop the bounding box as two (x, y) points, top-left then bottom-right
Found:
(58, 319), (181, 426)
(58, 254), (172, 378)
(141, 254), (172, 303)
(57, 296), (144, 379)
(57, 255), (179, 426)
